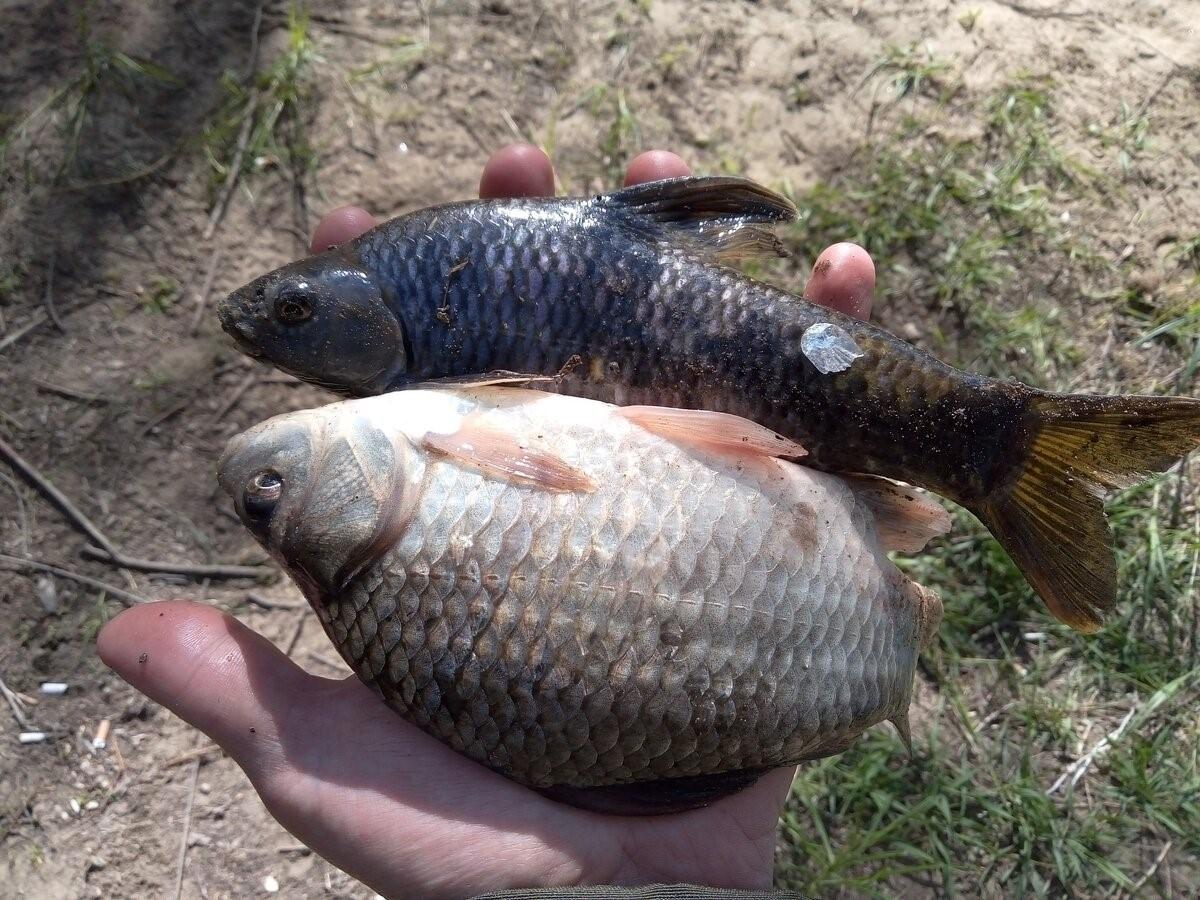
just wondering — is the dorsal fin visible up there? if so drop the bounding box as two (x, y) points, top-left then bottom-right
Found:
(597, 175), (797, 264)
(846, 475), (952, 553)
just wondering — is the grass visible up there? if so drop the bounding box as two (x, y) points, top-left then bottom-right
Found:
(200, 4), (318, 205)
(0, 4), (177, 183)
(783, 69), (1091, 382)
(773, 48), (1200, 898)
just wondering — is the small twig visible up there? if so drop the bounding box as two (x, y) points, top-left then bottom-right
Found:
(81, 545), (272, 581)
(172, 758), (201, 900)
(1123, 840), (1173, 899)
(994, 0), (1091, 18)
(0, 434), (123, 560)
(0, 675), (33, 729)
(189, 249), (224, 337)
(32, 378), (109, 404)
(245, 591), (305, 610)
(245, 0), (266, 80)
(204, 89), (261, 240)
(207, 370), (259, 427)
(164, 744), (223, 768)
(306, 650), (347, 671)
(1046, 706), (1138, 795)
(42, 249), (63, 332)
(0, 554), (149, 607)
(0, 408), (29, 432)
(0, 310), (48, 354)
(284, 613), (306, 658)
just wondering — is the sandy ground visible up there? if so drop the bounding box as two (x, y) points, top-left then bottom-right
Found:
(1, 1), (1197, 897)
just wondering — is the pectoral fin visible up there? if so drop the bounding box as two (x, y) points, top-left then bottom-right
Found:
(847, 475), (951, 552)
(423, 417), (594, 493)
(617, 405), (806, 460)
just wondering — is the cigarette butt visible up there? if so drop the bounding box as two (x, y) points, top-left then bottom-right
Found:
(92, 719), (111, 750)
(19, 732), (49, 744)
(40, 682), (69, 695)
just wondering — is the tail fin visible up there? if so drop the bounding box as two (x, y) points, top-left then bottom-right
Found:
(977, 393), (1200, 632)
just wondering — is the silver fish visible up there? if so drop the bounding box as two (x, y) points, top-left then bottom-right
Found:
(218, 387), (946, 813)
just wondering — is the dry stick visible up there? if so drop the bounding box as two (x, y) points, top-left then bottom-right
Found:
(0, 434), (123, 560)
(245, 591), (305, 610)
(204, 89), (260, 241)
(172, 758), (201, 900)
(32, 378), (109, 404)
(0, 675), (33, 729)
(189, 249), (224, 337)
(0, 310), (48, 354)
(207, 370), (258, 427)
(0, 554), (149, 607)
(80, 546), (271, 580)
(284, 613), (306, 658)
(164, 744), (222, 768)
(0, 434), (269, 581)
(1124, 840), (1173, 899)
(42, 249), (63, 332)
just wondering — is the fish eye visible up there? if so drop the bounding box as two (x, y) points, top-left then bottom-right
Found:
(243, 469), (283, 522)
(274, 288), (313, 324)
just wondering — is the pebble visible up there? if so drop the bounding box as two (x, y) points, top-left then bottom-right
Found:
(69, 798), (82, 815)
(263, 875), (280, 893)
(84, 800), (99, 811)
(901, 321), (921, 341)
(199, 782), (211, 795)
(40, 682), (69, 695)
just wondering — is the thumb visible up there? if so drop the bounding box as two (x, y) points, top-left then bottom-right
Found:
(96, 600), (314, 779)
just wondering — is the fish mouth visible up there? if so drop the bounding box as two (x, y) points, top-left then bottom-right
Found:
(217, 294), (266, 358)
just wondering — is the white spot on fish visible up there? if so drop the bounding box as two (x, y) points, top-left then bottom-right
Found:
(800, 322), (864, 374)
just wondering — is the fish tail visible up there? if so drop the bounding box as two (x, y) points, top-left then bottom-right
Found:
(976, 392), (1200, 632)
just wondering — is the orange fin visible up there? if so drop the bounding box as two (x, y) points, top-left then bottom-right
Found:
(422, 417), (594, 493)
(617, 405), (806, 460)
(419, 370), (554, 389)
(847, 475), (951, 552)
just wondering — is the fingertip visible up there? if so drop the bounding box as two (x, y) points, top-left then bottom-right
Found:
(803, 242), (875, 320)
(479, 143), (555, 199)
(310, 206), (377, 254)
(624, 150), (691, 186)
(97, 600), (309, 765)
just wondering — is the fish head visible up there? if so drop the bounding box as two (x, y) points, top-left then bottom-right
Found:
(218, 250), (408, 395)
(217, 400), (420, 600)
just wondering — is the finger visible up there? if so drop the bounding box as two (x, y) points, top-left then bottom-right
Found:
(803, 242), (875, 320)
(624, 150), (691, 186)
(310, 206), (378, 254)
(97, 600), (313, 779)
(479, 143), (555, 199)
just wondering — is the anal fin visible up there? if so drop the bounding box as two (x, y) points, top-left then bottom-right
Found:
(846, 475), (951, 552)
(617, 406), (806, 460)
(538, 767), (768, 816)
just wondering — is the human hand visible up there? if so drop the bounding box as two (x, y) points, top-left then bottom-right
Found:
(97, 146), (878, 899)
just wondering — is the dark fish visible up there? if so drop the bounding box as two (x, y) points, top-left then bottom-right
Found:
(218, 176), (1200, 632)
(217, 387), (947, 811)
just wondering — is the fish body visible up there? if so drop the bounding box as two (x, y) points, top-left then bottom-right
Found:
(219, 176), (1200, 632)
(218, 388), (944, 810)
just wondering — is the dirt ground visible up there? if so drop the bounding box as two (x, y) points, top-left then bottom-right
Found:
(1, 1), (1197, 897)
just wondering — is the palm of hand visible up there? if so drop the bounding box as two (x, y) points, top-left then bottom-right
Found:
(99, 601), (792, 898)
